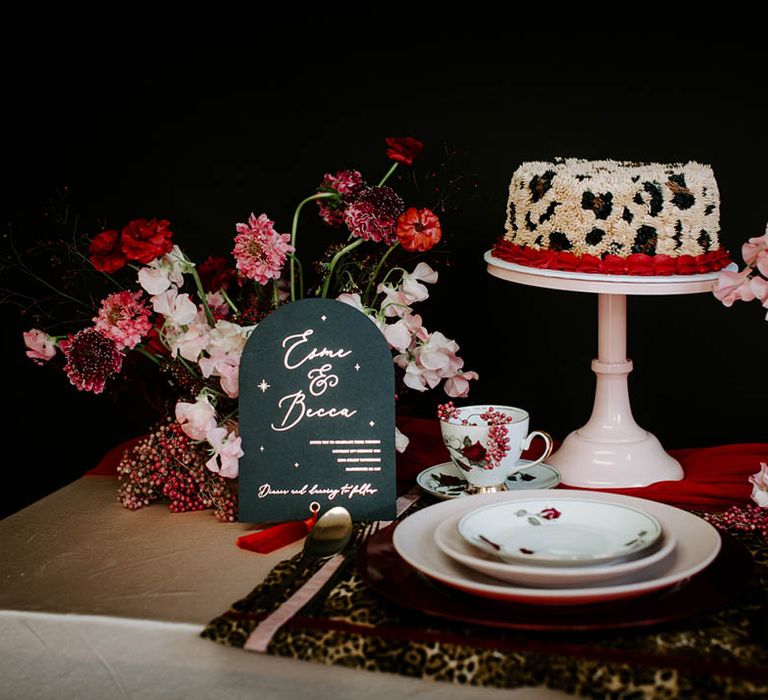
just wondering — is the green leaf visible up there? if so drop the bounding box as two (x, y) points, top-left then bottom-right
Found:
(528, 517), (541, 526)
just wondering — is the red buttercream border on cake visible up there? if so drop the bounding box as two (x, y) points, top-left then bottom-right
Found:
(491, 240), (732, 276)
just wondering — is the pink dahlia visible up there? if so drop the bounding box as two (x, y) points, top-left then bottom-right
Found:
(232, 213), (294, 285)
(317, 170), (366, 226)
(62, 328), (123, 394)
(93, 290), (153, 351)
(343, 186), (404, 244)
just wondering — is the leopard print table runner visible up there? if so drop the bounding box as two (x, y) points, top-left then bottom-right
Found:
(203, 523), (768, 699)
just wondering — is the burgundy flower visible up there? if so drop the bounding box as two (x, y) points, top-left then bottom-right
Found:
(385, 136), (424, 166)
(197, 256), (237, 292)
(343, 186), (404, 244)
(461, 440), (487, 463)
(89, 230), (127, 273)
(317, 170), (366, 227)
(540, 507), (561, 520)
(396, 207), (442, 252)
(120, 218), (174, 264)
(62, 328), (123, 394)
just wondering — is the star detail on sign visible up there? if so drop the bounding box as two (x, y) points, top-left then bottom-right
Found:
(260, 446), (264, 452)
(320, 314), (327, 321)
(369, 420), (376, 427)
(354, 363), (361, 371)
(294, 462), (300, 468)
(258, 379), (271, 393)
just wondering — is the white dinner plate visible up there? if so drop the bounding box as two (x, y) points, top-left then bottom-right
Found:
(435, 514), (676, 587)
(392, 490), (721, 606)
(457, 497), (662, 566)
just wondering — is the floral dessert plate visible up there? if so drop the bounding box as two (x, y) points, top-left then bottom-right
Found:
(416, 461), (560, 500)
(391, 490), (721, 606)
(435, 513), (676, 587)
(458, 497), (663, 567)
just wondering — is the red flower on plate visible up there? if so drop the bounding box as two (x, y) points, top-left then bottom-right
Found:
(396, 207), (442, 252)
(89, 230), (127, 273)
(120, 218), (174, 264)
(385, 136), (424, 166)
(540, 507), (561, 520)
(461, 440), (487, 463)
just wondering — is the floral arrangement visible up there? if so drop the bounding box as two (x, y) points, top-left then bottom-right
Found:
(17, 137), (477, 520)
(714, 224), (768, 317)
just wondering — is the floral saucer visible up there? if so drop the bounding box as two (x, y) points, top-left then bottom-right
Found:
(416, 460), (560, 500)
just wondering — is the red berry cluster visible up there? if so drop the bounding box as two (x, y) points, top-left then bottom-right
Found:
(479, 407), (513, 469)
(704, 504), (768, 537)
(117, 420), (238, 521)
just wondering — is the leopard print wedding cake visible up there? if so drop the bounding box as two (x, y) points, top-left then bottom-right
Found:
(493, 158), (731, 275)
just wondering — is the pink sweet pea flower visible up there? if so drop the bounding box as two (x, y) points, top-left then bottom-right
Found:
(742, 227), (768, 272)
(205, 426), (243, 478)
(151, 288), (198, 326)
(199, 351), (241, 398)
(137, 245), (187, 294)
(400, 262), (438, 303)
(749, 463), (768, 507)
(383, 318), (414, 352)
(395, 427), (410, 453)
(175, 395), (217, 441)
(23, 329), (57, 364)
(376, 283), (412, 318)
(444, 369), (480, 398)
(713, 268), (756, 307)
(751, 275), (768, 304)
(170, 316), (211, 362)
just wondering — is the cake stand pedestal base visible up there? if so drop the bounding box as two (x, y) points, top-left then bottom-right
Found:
(548, 293), (683, 488)
(485, 253), (723, 488)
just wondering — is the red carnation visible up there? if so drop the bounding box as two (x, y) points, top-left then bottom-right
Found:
(120, 218), (174, 264)
(89, 230), (127, 273)
(385, 136), (424, 167)
(343, 186), (404, 244)
(396, 207), (442, 252)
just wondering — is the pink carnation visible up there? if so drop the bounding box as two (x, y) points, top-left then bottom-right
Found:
(94, 290), (153, 351)
(232, 213), (294, 285)
(23, 329), (57, 364)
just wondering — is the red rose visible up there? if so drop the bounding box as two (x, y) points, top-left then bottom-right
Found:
(385, 136), (424, 166)
(396, 207), (442, 252)
(540, 507), (561, 520)
(120, 218), (174, 264)
(461, 441), (487, 463)
(89, 230), (127, 273)
(198, 255), (236, 292)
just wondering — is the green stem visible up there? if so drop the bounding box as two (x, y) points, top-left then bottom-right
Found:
(290, 192), (335, 301)
(220, 288), (240, 315)
(378, 162), (399, 187)
(272, 280), (280, 308)
(320, 238), (364, 298)
(378, 265), (408, 288)
(135, 345), (162, 365)
(363, 242), (399, 304)
(189, 266), (216, 326)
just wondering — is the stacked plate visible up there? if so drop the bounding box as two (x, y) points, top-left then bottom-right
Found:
(392, 490), (722, 606)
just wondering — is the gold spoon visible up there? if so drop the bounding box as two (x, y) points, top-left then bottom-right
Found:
(260, 506), (353, 609)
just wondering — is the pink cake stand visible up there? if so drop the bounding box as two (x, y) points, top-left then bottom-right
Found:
(485, 251), (727, 488)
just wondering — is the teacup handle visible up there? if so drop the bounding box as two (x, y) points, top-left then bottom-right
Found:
(521, 431), (553, 468)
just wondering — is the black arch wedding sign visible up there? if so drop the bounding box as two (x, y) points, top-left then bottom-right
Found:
(238, 298), (396, 523)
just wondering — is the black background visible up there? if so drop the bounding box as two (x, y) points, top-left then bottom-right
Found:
(2, 22), (766, 517)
